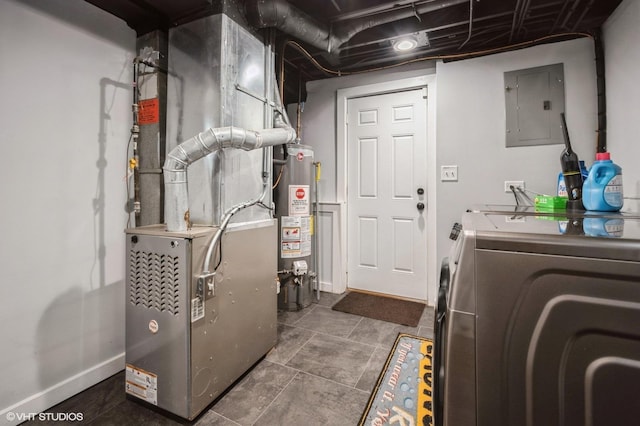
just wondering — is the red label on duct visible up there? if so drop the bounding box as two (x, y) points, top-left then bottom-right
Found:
(296, 152), (304, 161)
(139, 98), (159, 125)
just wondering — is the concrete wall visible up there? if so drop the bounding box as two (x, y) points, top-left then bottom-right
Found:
(0, 0), (134, 421)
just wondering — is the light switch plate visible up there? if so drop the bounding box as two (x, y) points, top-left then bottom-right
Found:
(441, 165), (458, 181)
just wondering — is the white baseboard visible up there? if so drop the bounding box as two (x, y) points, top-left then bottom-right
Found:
(0, 353), (125, 425)
(319, 281), (335, 294)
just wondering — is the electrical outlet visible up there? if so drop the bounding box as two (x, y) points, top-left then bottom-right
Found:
(441, 165), (458, 181)
(504, 180), (525, 193)
(505, 215), (526, 223)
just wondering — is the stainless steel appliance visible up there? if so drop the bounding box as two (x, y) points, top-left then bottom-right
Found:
(125, 221), (277, 420)
(435, 208), (640, 426)
(125, 12), (290, 420)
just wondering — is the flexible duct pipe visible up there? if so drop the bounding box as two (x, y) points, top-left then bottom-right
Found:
(164, 124), (296, 231)
(200, 84), (295, 270)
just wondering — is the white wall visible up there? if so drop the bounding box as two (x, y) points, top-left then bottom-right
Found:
(0, 0), (134, 421)
(603, 0), (640, 211)
(435, 38), (598, 271)
(291, 63), (437, 297)
(298, 62), (437, 202)
(299, 38), (600, 302)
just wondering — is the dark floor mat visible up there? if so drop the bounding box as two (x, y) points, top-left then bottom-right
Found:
(332, 291), (425, 327)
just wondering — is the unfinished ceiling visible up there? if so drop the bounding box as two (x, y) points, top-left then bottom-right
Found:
(86, 0), (622, 104)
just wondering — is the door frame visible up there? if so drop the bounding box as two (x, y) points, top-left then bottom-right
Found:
(336, 75), (437, 303)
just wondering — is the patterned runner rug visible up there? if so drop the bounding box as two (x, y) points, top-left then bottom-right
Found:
(359, 333), (434, 426)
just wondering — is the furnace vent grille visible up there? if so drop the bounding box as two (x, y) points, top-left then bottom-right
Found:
(129, 250), (181, 315)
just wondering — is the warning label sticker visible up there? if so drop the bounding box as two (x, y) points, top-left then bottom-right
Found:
(125, 364), (158, 405)
(281, 216), (311, 258)
(191, 297), (204, 323)
(138, 98), (160, 125)
(282, 226), (301, 241)
(289, 185), (310, 216)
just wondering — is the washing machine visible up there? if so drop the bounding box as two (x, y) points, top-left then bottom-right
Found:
(434, 208), (640, 426)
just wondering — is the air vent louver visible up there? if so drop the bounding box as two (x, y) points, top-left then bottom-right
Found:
(129, 250), (180, 315)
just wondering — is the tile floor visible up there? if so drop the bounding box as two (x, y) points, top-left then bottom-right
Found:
(28, 292), (434, 426)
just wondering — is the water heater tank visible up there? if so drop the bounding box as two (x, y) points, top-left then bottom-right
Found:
(274, 144), (316, 311)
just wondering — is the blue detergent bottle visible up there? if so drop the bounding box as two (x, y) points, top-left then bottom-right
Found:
(582, 152), (623, 211)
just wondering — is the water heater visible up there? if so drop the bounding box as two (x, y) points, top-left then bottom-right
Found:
(274, 144), (317, 311)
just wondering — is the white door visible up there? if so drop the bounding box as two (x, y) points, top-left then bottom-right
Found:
(347, 88), (428, 300)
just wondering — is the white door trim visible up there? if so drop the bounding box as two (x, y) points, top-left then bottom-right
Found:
(336, 75), (437, 303)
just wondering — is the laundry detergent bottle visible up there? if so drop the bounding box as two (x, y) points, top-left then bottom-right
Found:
(582, 152), (623, 211)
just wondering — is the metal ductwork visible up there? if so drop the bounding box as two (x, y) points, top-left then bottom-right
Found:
(164, 123), (296, 232)
(246, 0), (469, 54)
(246, 0), (342, 52)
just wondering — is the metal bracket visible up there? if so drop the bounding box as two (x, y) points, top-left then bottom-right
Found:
(197, 272), (216, 299)
(235, 84), (268, 104)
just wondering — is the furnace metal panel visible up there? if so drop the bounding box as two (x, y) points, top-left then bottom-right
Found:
(166, 14), (272, 227)
(125, 221), (277, 420)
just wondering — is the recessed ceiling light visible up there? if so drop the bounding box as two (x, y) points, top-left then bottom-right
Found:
(394, 37), (418, 52)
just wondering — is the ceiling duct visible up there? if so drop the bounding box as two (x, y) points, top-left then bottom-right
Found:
(246, 0), (468, 55)
(246, 0), (340, 52)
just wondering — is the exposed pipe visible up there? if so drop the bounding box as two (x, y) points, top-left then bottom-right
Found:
(594, 27), (607, 153)
(246, 0), (467, 54)
(163, 116), (296, 232)
(202, 182), (270, 273)
(561, 0), (582, 30)
(132, 59), (141, 226)
(516, 0), (532, 35)
(296, 73), (303, 140)
(509, 0), (524, 42)
(571, 0), (595, 31)
(458, 0), (475, 50)
(313, 161), (321, 301)
(550, 0), (571, 33)
(341, 9), (513, 52)
(333, 0), (468, 51)
(332, 0), (435, 22)
(263, 28), (275, 200)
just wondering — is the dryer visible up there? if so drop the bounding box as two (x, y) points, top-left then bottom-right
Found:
(434, 208), (640, 426)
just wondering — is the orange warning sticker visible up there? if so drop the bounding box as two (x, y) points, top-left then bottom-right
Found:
(138, 98), (159, 125)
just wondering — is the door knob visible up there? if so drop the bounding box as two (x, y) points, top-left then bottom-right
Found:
(417, 202), (425, 211)
(417, 188), (424, 195)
